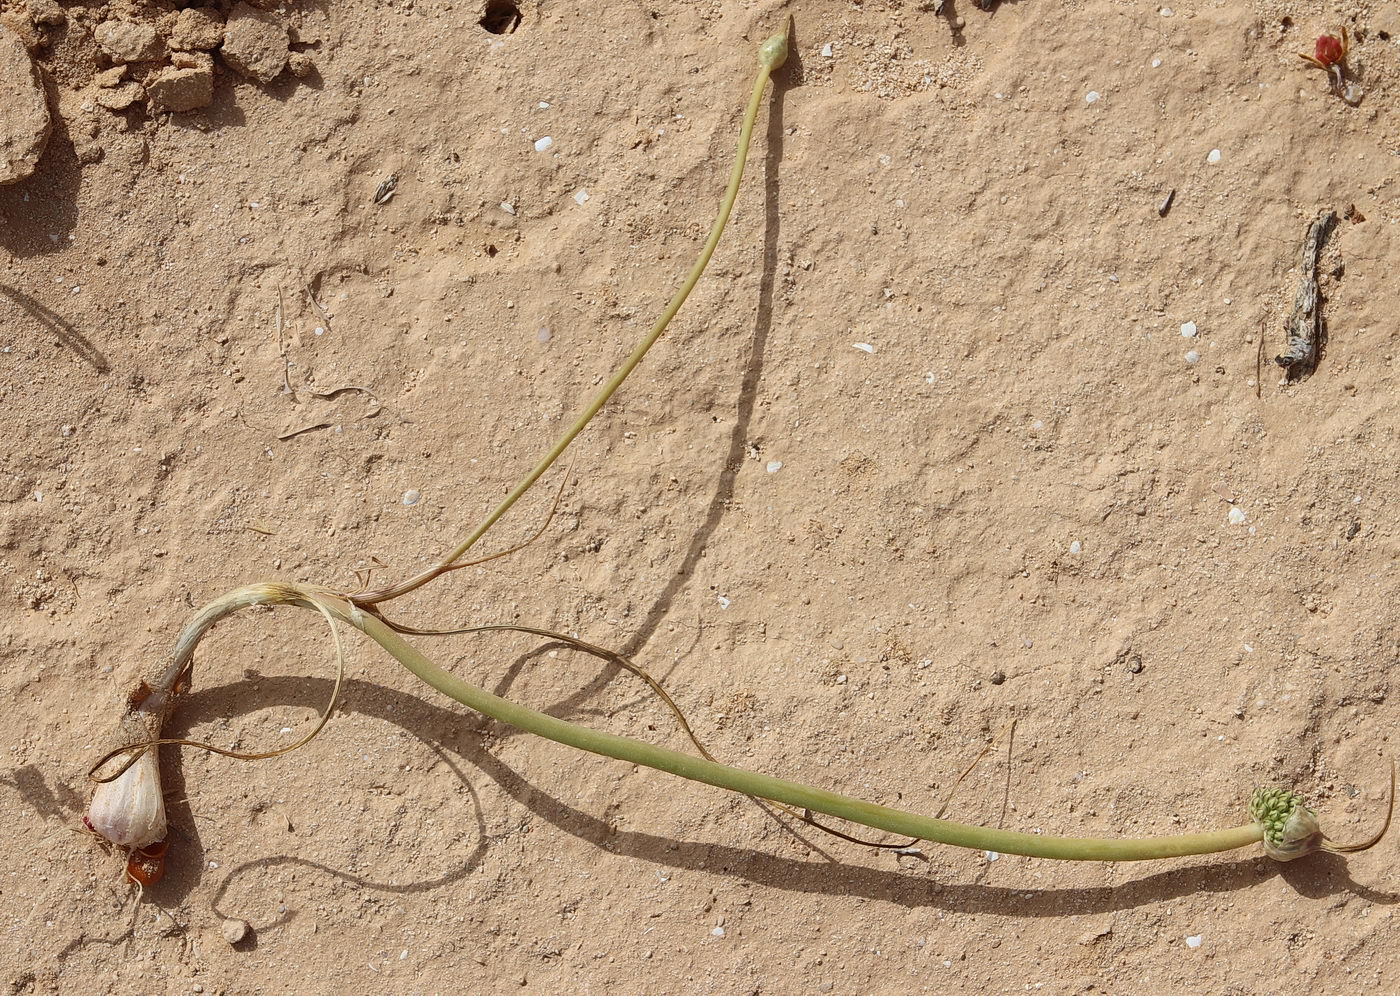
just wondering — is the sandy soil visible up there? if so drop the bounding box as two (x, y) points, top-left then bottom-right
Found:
(4, 0), (1400, 993)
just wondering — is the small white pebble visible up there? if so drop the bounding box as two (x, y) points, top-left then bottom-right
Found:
(1160, 7), (1174, 16)
(537, 327), (552, 343)
(208, 861), (220, 870)
(1069, 540), (1083, 555)
(1180, 321), (1197, 337)
(1151, 58), (1163, 68)
(985, 851), (1000, 862)
(573, 189), (590, 205)
(821, 42), (833, 57)
(1185, 349), (1200, 364)
(402, 489), (422, 506)
(533, 136), (554, 152)
(60, 424), (74, 437)
(711, 927), (725, 937)
(1085, 91), (1100, 104)
(836, 674), (847, 685)
(1228, 506), (1247, 525)
(717, 595), (731, 609)
(766, 460), (783, 474)
(853, 342), (874, 353)
(1185, 935), (1203, 948)
(500, 201), (516, 215)
(538, 101), (551, 109)
(1207, 149), (1222, 164)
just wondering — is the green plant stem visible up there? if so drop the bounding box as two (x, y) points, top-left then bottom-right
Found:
(362, 30), (790, 606)
(242, 582), (1261, 862)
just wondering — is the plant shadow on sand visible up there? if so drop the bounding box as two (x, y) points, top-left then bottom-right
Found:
(151, 672), (1398, 936)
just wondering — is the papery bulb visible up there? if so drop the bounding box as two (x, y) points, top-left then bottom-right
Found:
(86, 748), (167, 848)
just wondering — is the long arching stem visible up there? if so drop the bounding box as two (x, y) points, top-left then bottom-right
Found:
(193, 582), (1266, 863)
(357, 28), (792, 606)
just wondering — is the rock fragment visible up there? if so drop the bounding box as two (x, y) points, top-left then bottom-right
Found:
(95, 20), (164, 62)
(221, 918), (251, 946)
(0, 10), (42, 50)
(96, 82), (145, 111)
(171, 7), (224, 51)
(26, 0), (65, 28)
(287, 50), (314, 78)
(221, 3), (288, 83)
(0, 23), (50, 184)
(95, 65), (128, 87)
(146, 54), (214, 113)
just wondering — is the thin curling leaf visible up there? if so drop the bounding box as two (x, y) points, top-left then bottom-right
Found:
(1322, 761), (1395, 855)
(1250, 786), (1323, 861)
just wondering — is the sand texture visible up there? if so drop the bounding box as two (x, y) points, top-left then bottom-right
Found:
(3, 0), (1400, 993)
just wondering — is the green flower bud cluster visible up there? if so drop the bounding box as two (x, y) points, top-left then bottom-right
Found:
(1250, 786), (1323, 861)
(1249, 787), (1307, 844)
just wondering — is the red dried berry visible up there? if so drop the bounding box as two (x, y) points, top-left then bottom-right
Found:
(1315, 34), (1344, 67)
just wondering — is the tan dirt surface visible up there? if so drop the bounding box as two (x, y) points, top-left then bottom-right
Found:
(3, 1), (1400, 993)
